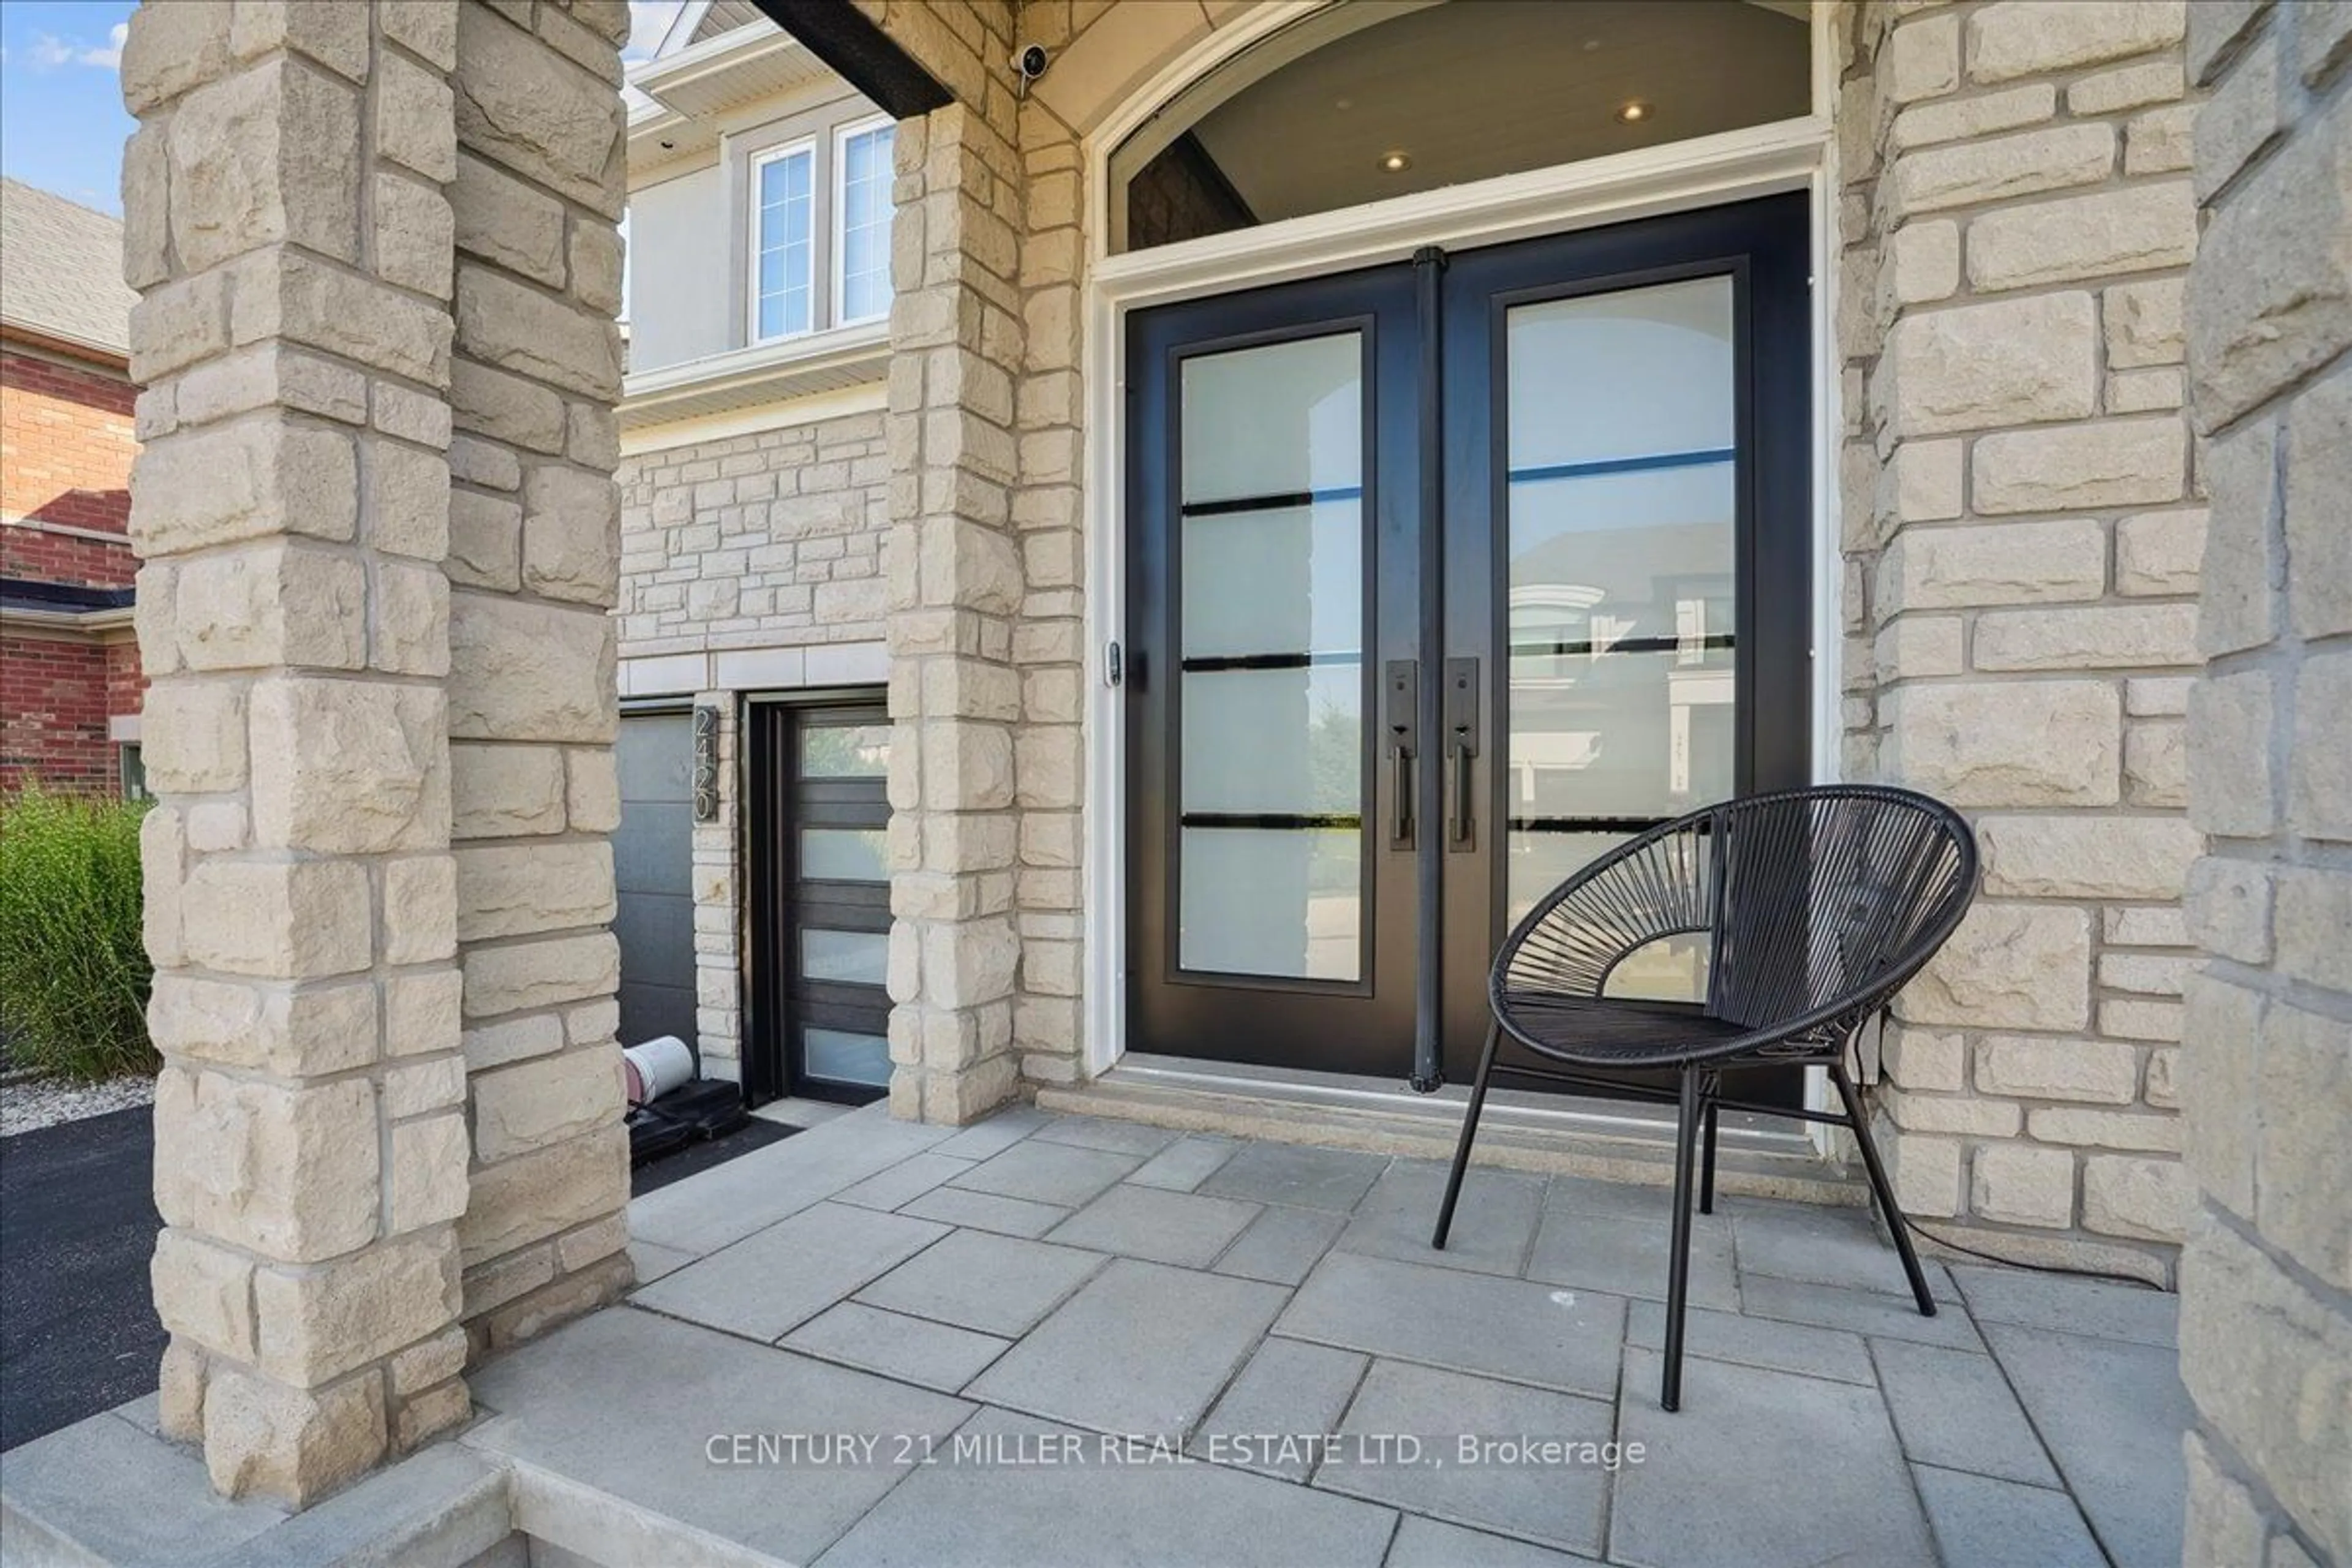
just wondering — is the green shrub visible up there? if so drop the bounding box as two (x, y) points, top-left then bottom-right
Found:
(0, 786), (156, 1081)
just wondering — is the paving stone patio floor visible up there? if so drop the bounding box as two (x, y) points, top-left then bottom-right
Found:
(470, 1101), (2190, 1567)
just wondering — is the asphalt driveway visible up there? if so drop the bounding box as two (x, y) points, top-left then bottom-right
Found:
(0, 1105), (164, 1450)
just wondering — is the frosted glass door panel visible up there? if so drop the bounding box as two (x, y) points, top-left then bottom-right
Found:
(804, 1027), (890, 1088)
(1182, 334), (1363, 504)
(1175, 331), (1366, 981)
(1506, 276), (1738, 918)
(1180, 501), (1361, 660)
(802, 928), (888, 986)
(1178, 829), (1360, 979)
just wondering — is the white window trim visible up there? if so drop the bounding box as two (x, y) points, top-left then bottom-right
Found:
(1077, 2), (1844, 1158)
(832, 113), (897, 330)
(746, 137), (818, 345)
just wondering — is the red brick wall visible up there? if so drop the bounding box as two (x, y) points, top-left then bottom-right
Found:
(2, 344), (141, 794)
(1, 633), (120, 793)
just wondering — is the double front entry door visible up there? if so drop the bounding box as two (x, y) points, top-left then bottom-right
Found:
(1125, 193), (1811, 1100)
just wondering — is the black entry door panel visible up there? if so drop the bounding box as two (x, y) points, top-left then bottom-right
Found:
(1125, 195), (1811, 1101)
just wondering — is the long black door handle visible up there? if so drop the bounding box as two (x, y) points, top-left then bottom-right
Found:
(1385, 660), (1417, 850)
(1444, 657), (1479, 851)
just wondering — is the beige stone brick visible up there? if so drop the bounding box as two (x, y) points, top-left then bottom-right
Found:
(1978, 814), (2202, 899)
(251, 1232), (456, 1384)
(2275, 865), (2352, 994)
(454, 265), (620, 401)
(472, 1049), (624, 1164)
(226, 246), (452, 386)
(202, 1363), (384, 1506)
(2082, 1154), (2188, 1239)
(173, 543), (365, 673)
(1880, 680), (2120, 806)
(2254, 1000), (2352, 1287)
(386, 1323), (467, 1396)
(2108, 366), (2185, 413)
(394, 1378), (471, 1452)
(388, 1113), (470, 1233)
(371, 438), (452, 561)
(1969, 184), (2197, 293)
(2177, 1217), (2352, 1564)
(2188, 108), (2352, 429)
(2102, 997), (2185, 1042)
(1903, 905), (2092, 1030)
(2187, 668), (2277, 838)
(1978, 1034), (2143, 1104)
(2103, 277), (2186, 368)
(2285, 364), (2352, 639)
(1972, 417), (2185, 516)
(141, 680), (249, 793)
(451, 359), (565, 454)
(228, 1), (370, 79)
(1886, 1088), (2022, 1137)
(461, 930), (619, 1019)
(2186, 0), (2269, 85)
(1886, 1025), (1967, 1093)
(2125, 102), (2199, 176)
(1886, 10), (1961, 103)
(454, 842), (615, 941)
(149, 976), (375, 1077)
(249, 678), (448, 854)
(2196, 35), (2286, 202)
(1874, 617), (1965, 681)
(2116, 508), (2206, 595)
(1890, 1133), (1963, 1218)
(168, 58), (361, 271)
(183, 859), (372, 978)
(132, 420), (358, 557)
(379, 854), (456, 967)
(1891, 83), (2055, 151)
(2125, 719), (2188, 807)
(2184, 1430), (2268, 1568)
(1880, 518), (2105, 611)
(1967, 1), (2185, 82)
(2028, 1107), (2184, 1152)
(521, 464), (620, 605)
(450, 743), (566, 839)
(385, 968), (464, 1058)
(375, 48), (456, 183)
(153, 1229), (257, 1360)
(1972, 603), (2199, 671)
(380, 1), (458, 70)
(154, 1069), (380, 1261)
(2068, 58), (2187, 115)
(371, 173), (453, 300)
(371, 560), (450, 678)
(121, 1), (232, 116)
(2288, 646), (2352, 842)
(449, 593), (614, 743)
(462, 1012), (565, 1072)
(2181, 972), (2262, 1213)
(2185, 856), (2274, 963)
(173, 344), (368, 430)
(1972, 1142), (2076, 1227)
(1890, 124), (2114, 218)
(564, 748), (620, 834)
(1882, 293), (2098, 433)
(447, 489), (522, 591)
(456, 1125), (627, 1267)
(450, 152), (565, 286)
(2305, 0), (2352, 86)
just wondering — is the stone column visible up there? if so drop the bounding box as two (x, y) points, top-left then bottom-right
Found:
(883, 81), (1032, 1123)
(444, 0), (634, 1350)
(2177, 2), (2352, 1563)
(1838, 0), (2204, 1280)
(123, 0), (470, 1503)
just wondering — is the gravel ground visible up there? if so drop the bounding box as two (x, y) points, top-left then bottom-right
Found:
(0, 1072), (156, 1139)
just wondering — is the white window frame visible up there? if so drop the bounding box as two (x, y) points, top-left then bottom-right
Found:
(832, 113), (897, 329)
(747, 136), (818, 344)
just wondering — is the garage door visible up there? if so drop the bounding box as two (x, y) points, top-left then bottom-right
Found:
(614, 710), (698, 1051)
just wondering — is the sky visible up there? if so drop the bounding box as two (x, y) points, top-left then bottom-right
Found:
(0, 0), (686, 218)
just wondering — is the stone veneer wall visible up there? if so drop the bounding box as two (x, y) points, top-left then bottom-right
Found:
(2177, 1), (2352, 1563)
(443, 0), (634, 1357)
(1839, 0), (2207, 1280)
(613, 413), (891, 1080)
(122, 0), (631, 1502)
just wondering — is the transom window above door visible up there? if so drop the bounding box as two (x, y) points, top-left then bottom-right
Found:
(748, 116), (897, 343)
(1109, 0), (1812, 254)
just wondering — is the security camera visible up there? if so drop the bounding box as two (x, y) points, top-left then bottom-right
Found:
(1012, 42), (1050, 96)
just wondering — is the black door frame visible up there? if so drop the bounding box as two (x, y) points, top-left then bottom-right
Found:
(1122, 193), (1812, 1101)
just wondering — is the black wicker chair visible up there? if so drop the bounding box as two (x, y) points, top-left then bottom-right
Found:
(1431, 784), (1980, 1411)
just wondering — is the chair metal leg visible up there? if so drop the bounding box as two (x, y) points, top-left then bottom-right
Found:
(1660, 1065), (1703, 1412)
(1830, 1061), (1937, 1317)
(1698, 1085), (1721, 1215)
(1431, 1019), (1501, 1250)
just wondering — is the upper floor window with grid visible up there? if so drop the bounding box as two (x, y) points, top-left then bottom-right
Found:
(837, 121), (895, 325)
(753, 142), (815, 340)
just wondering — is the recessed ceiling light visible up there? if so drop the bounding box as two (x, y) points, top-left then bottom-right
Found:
(1379, 150), (1411, 172)
(1581, 37), (1602, 51)
(1334, 96), (1354, 111)
(1616, 100), (1651, 124)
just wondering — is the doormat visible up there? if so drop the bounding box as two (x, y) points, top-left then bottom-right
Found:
(630, 1116), (796, 1197)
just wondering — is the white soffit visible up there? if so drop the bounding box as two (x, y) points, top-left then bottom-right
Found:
(618, 322), (890, 430)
